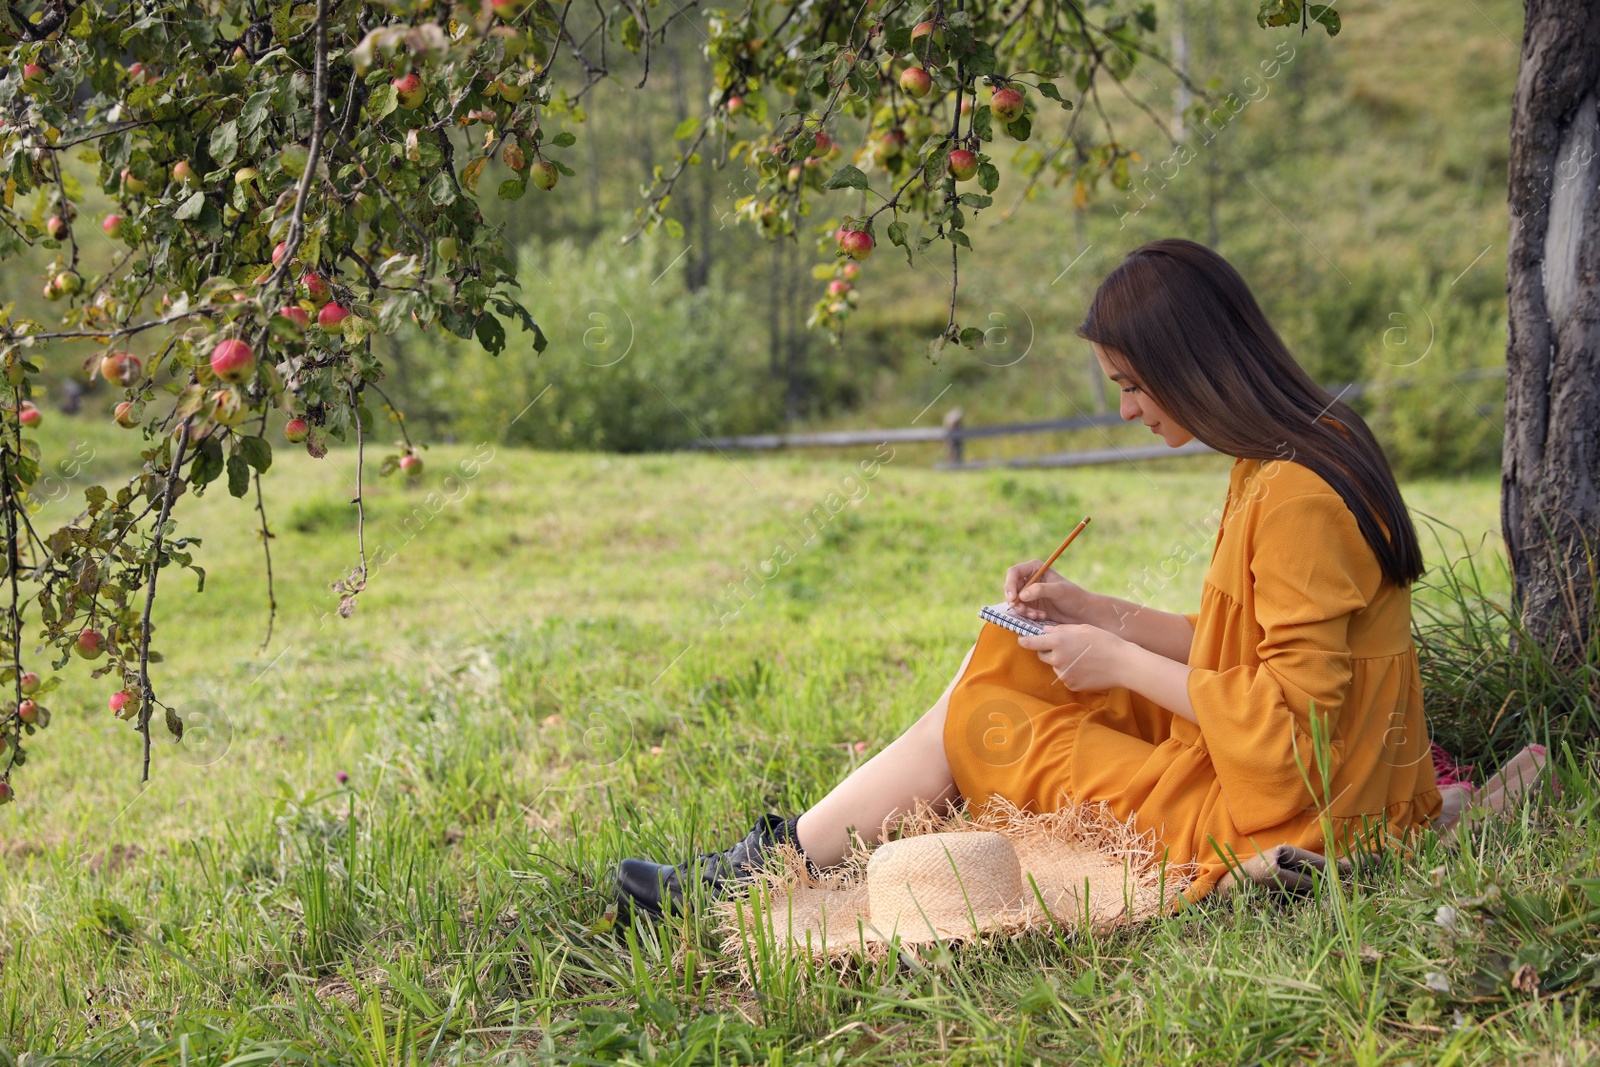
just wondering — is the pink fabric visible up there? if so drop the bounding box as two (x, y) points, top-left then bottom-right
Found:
(1431, 741), (1475, 789)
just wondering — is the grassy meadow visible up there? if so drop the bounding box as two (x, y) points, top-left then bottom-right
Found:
(5, 0), (1597, 1060)
(4, 423), (1597, 1063)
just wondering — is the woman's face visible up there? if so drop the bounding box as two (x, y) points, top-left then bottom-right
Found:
(1092, 343), (1194, 448)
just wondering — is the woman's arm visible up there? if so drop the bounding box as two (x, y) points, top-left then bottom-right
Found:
(1115, 642), (1198, 724)
(1075, 594), (1196, 664)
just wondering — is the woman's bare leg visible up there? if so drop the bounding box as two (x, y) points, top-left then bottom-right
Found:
(793, 645), (977, 867)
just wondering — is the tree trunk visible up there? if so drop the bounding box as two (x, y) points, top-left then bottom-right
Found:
(1502, 0), (1600, 659)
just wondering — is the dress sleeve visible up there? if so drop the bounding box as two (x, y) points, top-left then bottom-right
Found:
(1184, 488), (1378, 835)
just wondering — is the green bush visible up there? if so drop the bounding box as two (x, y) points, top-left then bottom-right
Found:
(398, 239), (782, 451)
(1360, 271), (1506, 477)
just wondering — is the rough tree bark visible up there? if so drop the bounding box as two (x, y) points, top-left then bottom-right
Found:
(1501, 0), (1600, 660)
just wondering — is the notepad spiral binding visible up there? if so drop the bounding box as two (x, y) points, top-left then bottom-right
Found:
(978, 604), (1049, 637)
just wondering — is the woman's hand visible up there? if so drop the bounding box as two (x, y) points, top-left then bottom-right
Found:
(1003, 560), (1093, 624)
(1016, 623), (1130, 692)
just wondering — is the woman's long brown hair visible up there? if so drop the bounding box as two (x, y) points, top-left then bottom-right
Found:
(1077, 238), (1424, 587)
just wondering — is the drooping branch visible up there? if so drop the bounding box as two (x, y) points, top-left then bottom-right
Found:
(264, 0), (331, 293)
(136, 421), (189, 784)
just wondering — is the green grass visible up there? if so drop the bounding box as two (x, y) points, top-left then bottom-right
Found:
(3, 438), (1596, 1062)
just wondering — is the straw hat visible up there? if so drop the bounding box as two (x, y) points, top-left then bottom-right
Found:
(713, 793), (1196, 968)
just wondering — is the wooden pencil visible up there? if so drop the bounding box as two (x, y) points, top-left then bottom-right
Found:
(1015, 516), (1091, 599)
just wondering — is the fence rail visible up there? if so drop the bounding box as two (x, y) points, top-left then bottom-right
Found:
(686, 369), (1505, 471)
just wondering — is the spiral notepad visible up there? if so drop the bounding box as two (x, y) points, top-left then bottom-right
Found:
(978, 603), (1050, 637)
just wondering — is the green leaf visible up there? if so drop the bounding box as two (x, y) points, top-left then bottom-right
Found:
(367, 82), (398, 120)
(822, 164), (869, 191)
(888, 220), (913, 265)
(663, 216), (684, 240)
(959, 192), (993, 209)
(1308, 4), (1341, 35)
(1005, 114), (1032, 142)
(959, 326), (984, 347)
(238, 436), (272, 473)
(672, 116), (699, 139)
(474, 312), (506, 355)
(551, 131), (576, 147)
(191, 437), (224, 489)
(428, 170), (456, 206)
(1256, 0), (1301, 28)
(226, 453), (250, 498)
(498, 178), (527, 200)
(978, 162), (1000, 193)
(241, 90), (273, 133)
(209, 120), (238, 167)
(949, 228), (972, 248)
(971, 105), (993, 141)
(173, 191), (206, 220)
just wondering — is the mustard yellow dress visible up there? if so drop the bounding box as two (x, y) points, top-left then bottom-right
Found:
(943, 457), (1443, 900)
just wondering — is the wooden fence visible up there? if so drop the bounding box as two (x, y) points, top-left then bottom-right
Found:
(687, 369), (1504, 471)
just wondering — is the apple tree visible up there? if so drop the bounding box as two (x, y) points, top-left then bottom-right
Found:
(0, 0), (1342, 802)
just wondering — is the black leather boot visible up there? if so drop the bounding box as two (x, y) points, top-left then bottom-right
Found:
(614, 813), (815, 919)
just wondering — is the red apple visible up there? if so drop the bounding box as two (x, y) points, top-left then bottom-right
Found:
(911, 20), (935, 40)
(121, 168), (147, 195)
(209, 338), (256, 383)
(109, 689), (137, 718)
(0, 781), (12, 805)
(284, 418), (309, 443)
(18, 672), (39, 695)
(948, 148), (978, 181)
(392, 73), (426, 110)
(827, 279), (851, 296)
(838, 229), (874, 260)
(300, 271), (330, 304)
(54, 271), (81, 295)
(102, 214), (127, 239)
(813, 131), (833, 156)
(22, 63), (46, 88)
(530, 161), (559, 191)
(46, 214), (68, 240)
(114, 400), (140, 428)
(272, 241), (290, 266)
(100, 351), (142, 387)
(208, 389), (247, 427)
(172, 159), (196, 187)
(990, 87), (1025, 123)
(278, 305), (309, 330)
(842, 261), (860, 280)
(76, 629), (105, 660)
(17, 700), (36, 724)
(900, 67), (932, 99)
(727, 95), (743, 116)
(490, 0), (529, 17)
(317, 303), (350, 330)
(399, 454), (422, 476)
(17, 403), (41, 428)
(127, 62), (146, 83)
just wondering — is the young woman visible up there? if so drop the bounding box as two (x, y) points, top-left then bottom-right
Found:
(614, 238), (1539, 917)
